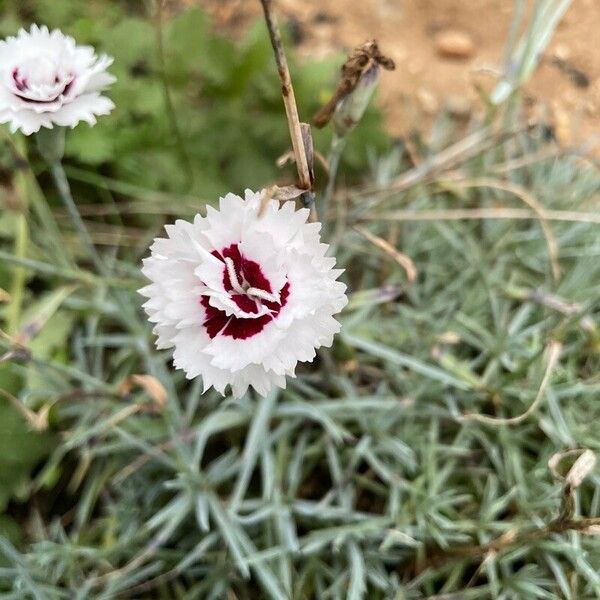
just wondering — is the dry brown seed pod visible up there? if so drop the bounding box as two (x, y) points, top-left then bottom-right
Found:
(313, 39), (395, 128)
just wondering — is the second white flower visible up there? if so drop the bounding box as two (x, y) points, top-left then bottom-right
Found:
(0, 24), (115, 135)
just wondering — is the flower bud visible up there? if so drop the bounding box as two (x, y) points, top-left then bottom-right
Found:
(36, 126), (65, 164)
(313, 40), (394, 137)
(332, 62), (380, 137)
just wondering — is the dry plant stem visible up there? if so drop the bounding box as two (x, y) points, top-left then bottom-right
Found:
(260, 0), (310, 187)
(360, 207), (600, 225)
(358, 127), (492, 205)
(532, 292), (582, 316)
(354, 225), (417, 283)
(460, 340), (562, 426)
(420, 515), (600, 572)
(0, 388), (47, 431)
(259, 0), (315, 217)
(355, 125), (531, 212)
(451, 176), (561, 280)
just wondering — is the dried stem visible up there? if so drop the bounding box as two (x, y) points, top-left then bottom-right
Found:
(452, 177), (561, 280)
(259, 0), (312, 194)
(459, 340), (562, 426)
(354, 225), (417, 283)
(417, 515), (600, 573)
(354, 125), (531, 212)
(359, 207), (600, 225)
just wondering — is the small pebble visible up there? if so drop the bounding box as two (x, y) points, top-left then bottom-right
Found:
(417, 88), (438, 115)
(435, 30), (475, 59)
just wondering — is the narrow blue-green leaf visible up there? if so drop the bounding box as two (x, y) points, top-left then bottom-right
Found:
(347, 541), (366, 600)
(230, 390), (278, 511)
(343, 333), (473, 390)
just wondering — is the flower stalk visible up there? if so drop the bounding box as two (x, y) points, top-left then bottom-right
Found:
(259, 0), (316, 218)
(36, 127), (104, 274)
(322, 133), (346, 229)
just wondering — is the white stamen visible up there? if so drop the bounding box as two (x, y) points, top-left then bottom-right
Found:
(224, 256), (280, 305)
(247, 287), (279, 304)
(224, 257), (246, 294)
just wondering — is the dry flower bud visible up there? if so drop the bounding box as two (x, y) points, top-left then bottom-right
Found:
(313, 40), (395, 135)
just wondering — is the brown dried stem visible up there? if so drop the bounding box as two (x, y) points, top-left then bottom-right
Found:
(451, 177), (561, 280)
(354, 225), (417, 283)
(459, 340), (562, 426)
(259, 0), (313, 196)
(417, 515), (600, 573)
(359, 207), (600, 225)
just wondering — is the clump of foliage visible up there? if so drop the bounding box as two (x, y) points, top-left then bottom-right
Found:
(0, 2), (599, 599)
(1, 1), (387, 197)
(0, 0), (386, 535)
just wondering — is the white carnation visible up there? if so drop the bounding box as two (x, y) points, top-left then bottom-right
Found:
(0, 24), (115, 135)
(140, 190), (348, 398)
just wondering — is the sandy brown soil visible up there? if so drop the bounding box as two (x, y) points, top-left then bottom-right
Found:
(196, 0), (600, 150)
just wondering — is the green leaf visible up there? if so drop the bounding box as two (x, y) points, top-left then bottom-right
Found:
(0, 367), (54, 511)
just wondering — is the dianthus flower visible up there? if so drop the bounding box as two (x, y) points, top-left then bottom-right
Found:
(141, 190), (347, 398)
(0, 25), (115, 135)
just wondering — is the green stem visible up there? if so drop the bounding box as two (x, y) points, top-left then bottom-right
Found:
(3, 131), (71, 265)
(49, 160), (105, 274)
(52, 173), (181, 409)
(0, 249), (136, 288)
(5, 139), (30, 335)
(38, 130), (182, 412)
(322, 134), (346, 231)
(154, 0), (194, 191)
(7, 213), (28, 335)
(4, 133), (72, 334)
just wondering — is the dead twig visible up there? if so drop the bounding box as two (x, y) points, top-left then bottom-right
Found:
(449, 177), (561, 280)
(355, 125), (532, 211)
(359, 207), (600, 225)
(260, 0), (315, 219)
(459, 340), (562, 426)
(354, 225), (417, 283)
(0, 388), (49, 431)
(416, 515), (600, 574)
(359, 127), (492, 204)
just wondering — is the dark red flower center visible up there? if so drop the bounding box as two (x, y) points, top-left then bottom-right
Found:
(200, 244), (289, 340)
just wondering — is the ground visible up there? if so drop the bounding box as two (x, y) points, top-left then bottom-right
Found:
(198, 0), (600, 150)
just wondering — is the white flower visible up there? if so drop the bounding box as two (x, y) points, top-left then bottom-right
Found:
(0, 24), (115, 135)
(140, 190), (348, 398)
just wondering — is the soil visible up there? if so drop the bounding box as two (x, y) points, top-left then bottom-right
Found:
(196, 0), (600, 150)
